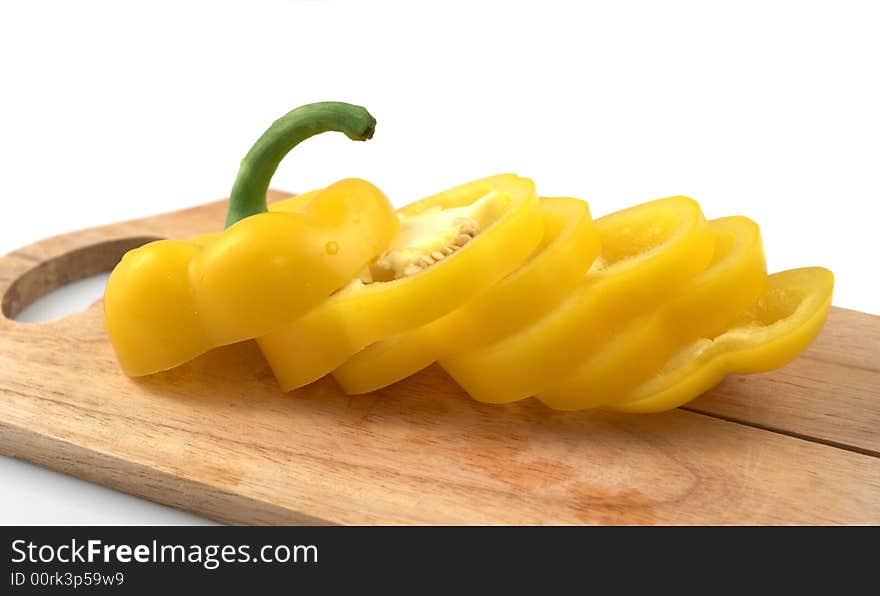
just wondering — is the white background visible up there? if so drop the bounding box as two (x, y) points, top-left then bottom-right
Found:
(1, 1), (877, 523)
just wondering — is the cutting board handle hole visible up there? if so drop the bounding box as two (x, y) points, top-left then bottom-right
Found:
(2, 236), (161, 322)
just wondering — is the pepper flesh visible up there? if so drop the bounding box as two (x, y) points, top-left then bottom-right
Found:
(611, 267), (834, 413)
(332, 196), (602, 394)
(104, 102), (398, 376)
(441, 196), (716, 404)
(257, 174), (544, 391)
(538, 215), (767, 410)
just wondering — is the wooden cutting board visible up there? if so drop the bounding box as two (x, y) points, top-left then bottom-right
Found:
(1, 191), (878, 525)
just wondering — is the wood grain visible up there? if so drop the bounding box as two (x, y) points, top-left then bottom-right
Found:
(687, 306), (880, 456)
(0, 194), (877, 525)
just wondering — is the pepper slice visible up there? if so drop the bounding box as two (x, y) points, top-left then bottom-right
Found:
(611, 267), (834, 413)
(332, 196), (602, 394)
(104, 102), (398, 376)
(257, 174), (544, 391)
(538, 216), (767, 410)
(441, 196), (715, 404)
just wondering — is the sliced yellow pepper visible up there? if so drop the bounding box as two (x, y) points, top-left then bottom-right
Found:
(611, 267), (834, 413)
(332, 196), (602, 394)
(258, 174), (544, 391)
(538, 215), (767, 410)
(441, 196), (715, 404)
(104, 102), (398, 376)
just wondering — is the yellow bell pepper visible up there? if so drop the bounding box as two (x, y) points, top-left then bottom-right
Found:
(611, 267), (834, 413)
(441, 196), (715, 404)
(538, 215), (767, 410)
(257, 174), (544, 391)
(332, 196), (602, 394)
(104, 102), (398, 376)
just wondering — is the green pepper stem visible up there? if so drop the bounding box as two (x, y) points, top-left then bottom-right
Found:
(225, 101), (377, 228)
